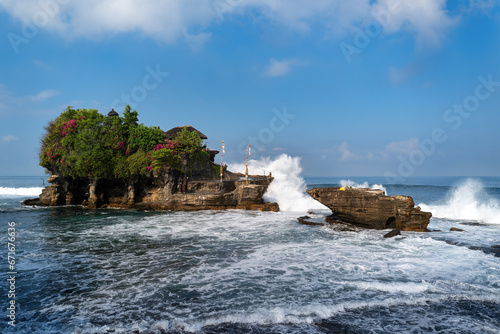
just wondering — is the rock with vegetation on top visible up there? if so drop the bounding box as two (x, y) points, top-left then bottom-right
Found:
(25, 106), (278, 212)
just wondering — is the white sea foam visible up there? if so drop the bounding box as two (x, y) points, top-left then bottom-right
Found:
(228, 154), (327, 212)
(342, 280), (432, 294)
(419, 179), (500, 225)
(339, 179), (386, 193)
(0, 186), (43, 196)
(24, 208), (500, 333)
(161, 294), (484, 333)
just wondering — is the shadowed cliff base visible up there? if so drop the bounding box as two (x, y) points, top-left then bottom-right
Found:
(24, 169), (279, 212)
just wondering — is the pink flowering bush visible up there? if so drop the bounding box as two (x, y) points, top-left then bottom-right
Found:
(40, 106), (208, 179)
(61, 119), (78, 137)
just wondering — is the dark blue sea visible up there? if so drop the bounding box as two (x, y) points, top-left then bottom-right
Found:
(1, 158), (499, 333)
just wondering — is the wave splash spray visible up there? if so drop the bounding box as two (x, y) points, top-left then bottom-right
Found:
(339, 179), (386, 193)
(0, 187), (43, 196)
(419, 179), (500, 225)
(228, 154), (327, 212)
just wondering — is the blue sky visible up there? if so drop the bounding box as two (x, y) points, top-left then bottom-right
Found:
(0, 0), (499, 177)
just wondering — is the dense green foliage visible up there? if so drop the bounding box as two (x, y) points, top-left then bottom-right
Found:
(40, 106), (208, 179)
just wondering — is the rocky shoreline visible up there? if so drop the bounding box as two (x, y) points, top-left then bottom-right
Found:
(23, 169), (279, 212)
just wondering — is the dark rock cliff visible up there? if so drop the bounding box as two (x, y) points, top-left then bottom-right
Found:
(26, 167), (279, 212)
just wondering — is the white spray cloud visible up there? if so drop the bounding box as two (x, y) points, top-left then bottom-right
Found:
(339, 179), (387, 194)
(228, 154), (327, 212)
(419, 179), (500, 225)
(0, 187), (43, 196)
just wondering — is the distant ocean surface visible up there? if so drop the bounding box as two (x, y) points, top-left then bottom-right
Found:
(1, 158), (500, 333)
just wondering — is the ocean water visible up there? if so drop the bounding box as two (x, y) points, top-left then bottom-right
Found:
(1, 156), (499, 333)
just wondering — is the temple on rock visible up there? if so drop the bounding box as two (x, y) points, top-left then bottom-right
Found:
(24, 107), (279, 212)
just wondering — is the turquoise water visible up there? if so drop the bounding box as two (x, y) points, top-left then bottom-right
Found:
(0, 175), (499, 333)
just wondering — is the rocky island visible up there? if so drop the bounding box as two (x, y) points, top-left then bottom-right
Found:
(307, 187), (431, 232)
(24, 106), (278, 212)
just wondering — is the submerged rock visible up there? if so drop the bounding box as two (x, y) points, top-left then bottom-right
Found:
(384, 229), (401, 238)
(450, 227), (465, 232)
(22, 198), (42, 206)
(306, 187), (431, 232)
(298, 216), (326, 226)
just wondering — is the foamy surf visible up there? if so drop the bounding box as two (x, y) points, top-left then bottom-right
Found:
(0, 186), (43, 196)
(419, 179), (500, 225)
(339, 179), (387, 193)
(2, 180), (499, 333)
(228, 154), (328, 212)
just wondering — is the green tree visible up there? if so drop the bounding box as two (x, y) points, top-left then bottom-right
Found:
(39, 107), (211, 180)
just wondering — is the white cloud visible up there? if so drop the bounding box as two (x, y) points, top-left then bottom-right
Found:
(1, 135), (19, 143)
(374, 0), (459, 49)
(0, 0), (477, 49)
(338, 141), (360, 161)
(1, 0), (216, 44)
(467, 0), (496, 13)
(386, 138), (419, 154)
(184, 31), (212, 52)
(389, 61), (423, 84)
(33, 59), (52, 70)
(264, 58), (300, 77)
(0, 84), (63, 115)
(27, 89), (61, 102)
(336, 142), (390, 162)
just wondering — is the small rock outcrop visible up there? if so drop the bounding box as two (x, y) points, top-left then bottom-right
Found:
(306, 187), (431, 232)
(383, 229), (401, 238)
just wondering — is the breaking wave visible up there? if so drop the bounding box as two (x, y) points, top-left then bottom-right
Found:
(339, 179), (386, 193)
(0, 187), (43, 197)
(419, 179), (500, 225)
(228, 154), (327, 212)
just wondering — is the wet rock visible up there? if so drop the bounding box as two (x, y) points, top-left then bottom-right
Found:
(22, 198), (41, 206)
(450, 227), (465, 232)
(383, 229), (401, 238)
(307, 187), (432, 232)
(298, 216), (326, 226)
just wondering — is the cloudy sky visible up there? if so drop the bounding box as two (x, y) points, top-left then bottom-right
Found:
(0, 0), (499, 177)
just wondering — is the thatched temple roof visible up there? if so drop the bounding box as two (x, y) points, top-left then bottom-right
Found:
(165, 126), (207, 140)
(107, 109), (119, 117)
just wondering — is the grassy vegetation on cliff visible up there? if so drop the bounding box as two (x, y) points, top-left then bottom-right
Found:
(40, 106), (209, 179)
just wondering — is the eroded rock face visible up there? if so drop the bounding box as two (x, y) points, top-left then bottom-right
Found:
(30, 169), (279, 212)
(306, 187), (431, 232)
